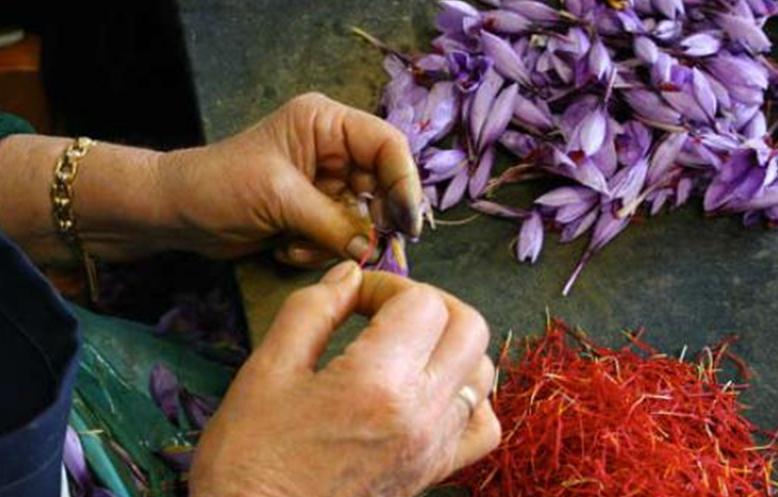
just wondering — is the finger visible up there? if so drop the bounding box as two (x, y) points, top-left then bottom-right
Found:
(314, 176), (348, 197)
(349, 284), (449, 372)
(256, 261), (362, 373)
(449, 356), (496, 428)
(279, 168), (377, 262)
(273, 241), (337, 268)
(349, 170), (377, 195)
(309, 94), (423, 237)
(451, 402), (502, 472)
(426, 302), (491, 398)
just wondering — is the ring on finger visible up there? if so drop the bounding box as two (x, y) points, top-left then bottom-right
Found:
(456, 385), (479, 419)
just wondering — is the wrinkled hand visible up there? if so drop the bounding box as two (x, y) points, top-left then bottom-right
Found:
(189, 262), (501, 497)
(159, 93), (422, 265)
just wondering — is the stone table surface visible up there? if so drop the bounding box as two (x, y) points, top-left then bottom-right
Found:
(177, 0), (778, 434)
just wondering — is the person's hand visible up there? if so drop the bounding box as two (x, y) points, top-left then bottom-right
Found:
(158, 93), (423, 265)
(189, 261), (501, 497)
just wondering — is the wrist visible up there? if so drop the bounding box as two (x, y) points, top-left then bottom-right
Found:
(0, 134), (173, 264)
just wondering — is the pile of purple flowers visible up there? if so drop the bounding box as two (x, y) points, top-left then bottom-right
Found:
(375, 0), (778, 294)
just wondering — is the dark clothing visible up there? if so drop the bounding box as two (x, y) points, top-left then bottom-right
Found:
(0, 114), (78, 496)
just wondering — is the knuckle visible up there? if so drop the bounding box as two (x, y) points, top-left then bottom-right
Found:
(404, 284), (446, 314)
(291, 91), (329, 108)
(460, 305), (490, 348)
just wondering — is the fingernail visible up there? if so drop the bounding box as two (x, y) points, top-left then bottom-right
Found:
(321, 261), (357, 283)
(346, 235), (378, 263)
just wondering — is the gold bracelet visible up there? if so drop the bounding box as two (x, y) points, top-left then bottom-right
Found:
(51, 137), (100, 302)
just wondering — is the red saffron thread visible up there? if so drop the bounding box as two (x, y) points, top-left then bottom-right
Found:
(445, 319), (778, 497)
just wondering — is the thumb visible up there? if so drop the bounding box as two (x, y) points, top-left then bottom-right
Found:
(279, 171), (376, 262)
(256, 261), (363, 373)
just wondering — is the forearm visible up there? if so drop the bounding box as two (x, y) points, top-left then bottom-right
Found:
(0, 134), (175, 265)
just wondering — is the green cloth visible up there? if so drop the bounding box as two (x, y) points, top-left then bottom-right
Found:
(0, 112), (34, 137)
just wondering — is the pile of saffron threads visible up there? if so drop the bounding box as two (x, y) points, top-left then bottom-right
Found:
(446, 319), (778, 497)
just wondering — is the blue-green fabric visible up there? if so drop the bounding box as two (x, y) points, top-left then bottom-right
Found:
(0, 113), (34, 138)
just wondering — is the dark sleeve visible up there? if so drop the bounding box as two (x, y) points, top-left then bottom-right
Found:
(0, 115), (80, 496)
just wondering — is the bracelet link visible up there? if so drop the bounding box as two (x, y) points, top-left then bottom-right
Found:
(51, 137), (100, 301)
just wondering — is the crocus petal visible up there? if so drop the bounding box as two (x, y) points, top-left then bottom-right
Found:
(707, 54), (769, 90)
(634, 36), (658, 64)
(440, 166), (470, 210)
(556, 198), (598, 223)
(517, 211), (544, 263)
(179, 389), (219, 430)
(481, 30), (531, 84)
(691, 68), (717, 120)
(622, 88), (682, 126)
(616, 120), (652, 166)
(149, 363), (180, 424)
(503, 0), (560, 22)
(63, 426), (90, 494)
(482, 9), (533, 33)
(662, 87), (710, 122)
(652, 0), (685, 18)
(609, 158), (649, 204)
(478, 83), (518, 152)
(576, 108), (607, 156)
(652, 19), (682, 41)
(742, 111), (767, 138)
(680, 33), (721, 57)
(499, 129), (538, 156)
(423, 148), (468, 175)
(436, 0), (481, 33)
(370, 234), (410, 276)
(647, 131), (688, 185)
(717, 13), (771, 53)
(569, 158), (611, 193)
(588, 38), (612, 81)
(469, 67), (504, 146)
(469, 147), (497, 198)
(560, 209), (598, 242)
(514, 93), (555, 130)
(415, 81), (460, 149)
(590, 208), (630, 251)
(536, 186), (598, 206)
(675, 176), (694, 206)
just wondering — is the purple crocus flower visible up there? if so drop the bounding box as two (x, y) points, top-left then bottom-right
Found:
(517, 211), (544, 263)
(149, 363), (180, 424)
(369, 0), (778, 295)
(370, 233), (410, 276)
(477, 83), (519, 153)
(469, 66), (504, 147)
